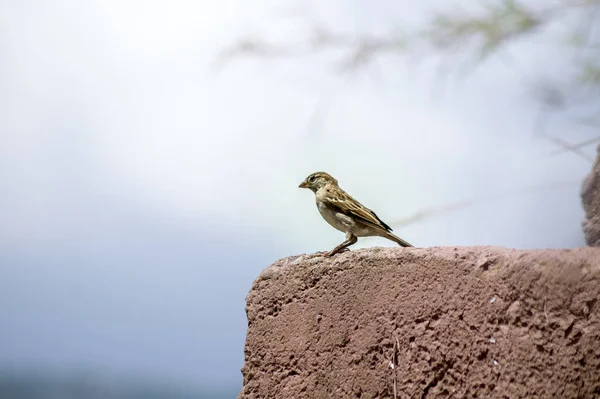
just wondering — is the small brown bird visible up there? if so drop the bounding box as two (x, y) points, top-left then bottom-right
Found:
(299, 172), (413, 256)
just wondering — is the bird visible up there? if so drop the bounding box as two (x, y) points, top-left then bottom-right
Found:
(298, 171), (413, 257)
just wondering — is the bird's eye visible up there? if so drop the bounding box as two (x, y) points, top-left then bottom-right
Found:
(308, 175), (316, 183)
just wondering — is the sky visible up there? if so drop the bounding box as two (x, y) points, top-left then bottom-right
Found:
(0, 0), (597, 393)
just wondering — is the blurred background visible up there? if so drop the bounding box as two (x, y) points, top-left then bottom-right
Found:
(1, 0), (598, 397)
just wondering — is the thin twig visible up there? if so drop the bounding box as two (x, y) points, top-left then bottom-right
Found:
(391, 180), (580, 228)
(543, 135), (595, 163)
(547, 136), (600, 155)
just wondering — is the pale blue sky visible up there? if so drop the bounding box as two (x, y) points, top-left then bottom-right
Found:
(0, 0), (595, 391)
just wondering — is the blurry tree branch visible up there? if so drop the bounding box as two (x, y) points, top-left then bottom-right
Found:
(390, 180), (580, 228)
(547, 137), (600, 156)
(218, 0), (600, 159)
(216, 26), (408, 73)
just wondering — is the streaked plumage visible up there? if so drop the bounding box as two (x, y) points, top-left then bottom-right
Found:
(299, 172), (413, 256)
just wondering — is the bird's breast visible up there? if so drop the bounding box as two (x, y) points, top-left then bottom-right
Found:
(316, 200), (348, 233)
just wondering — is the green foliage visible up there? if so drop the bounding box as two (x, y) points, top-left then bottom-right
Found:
(580, 62), (600, 86)
(426, 0), (541, 60)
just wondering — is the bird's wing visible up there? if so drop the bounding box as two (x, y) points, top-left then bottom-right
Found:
(323, 189), (394, 232)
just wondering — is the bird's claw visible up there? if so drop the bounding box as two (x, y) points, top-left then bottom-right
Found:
(324, 247), (350, 257)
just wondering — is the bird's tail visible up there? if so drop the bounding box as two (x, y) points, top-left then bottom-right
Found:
(385, 232), (413, 247)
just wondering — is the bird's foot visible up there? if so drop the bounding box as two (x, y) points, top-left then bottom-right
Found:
(324, 247), (350, 257)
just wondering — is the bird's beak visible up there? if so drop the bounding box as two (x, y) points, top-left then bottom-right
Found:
(298, 181), (308, 189)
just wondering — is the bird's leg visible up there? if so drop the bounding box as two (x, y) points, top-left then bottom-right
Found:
(326, 233), (357, 257)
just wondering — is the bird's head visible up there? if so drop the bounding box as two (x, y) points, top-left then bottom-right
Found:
(298, 172), (338, 192)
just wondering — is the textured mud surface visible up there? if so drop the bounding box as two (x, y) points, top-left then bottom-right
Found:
(238, 246), (600, 399)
